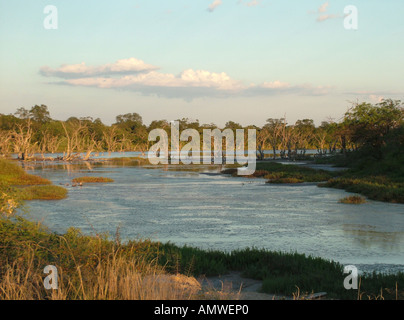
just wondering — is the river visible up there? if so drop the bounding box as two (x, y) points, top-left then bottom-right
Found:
(20, 159), (404, 275)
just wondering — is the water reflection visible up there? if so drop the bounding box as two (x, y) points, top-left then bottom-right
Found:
(343, 224), (404, 251)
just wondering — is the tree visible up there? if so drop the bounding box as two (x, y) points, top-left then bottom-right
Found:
(265, 118), (285, 160)
(0, 130), (11, 156)
(343, 99), (404, 158)
(61, 120), (86, 160)
(15, 107), (30, 120)
(29, 105), (51, 123)
(11, 119), (37, 160)
(294, 119), (315, 155)
(115, 113), (143, 129)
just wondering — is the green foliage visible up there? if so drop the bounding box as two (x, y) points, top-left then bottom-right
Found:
(343, 99), (403, 157)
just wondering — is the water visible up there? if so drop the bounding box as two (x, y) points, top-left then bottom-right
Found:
(21, 161), (404, 274)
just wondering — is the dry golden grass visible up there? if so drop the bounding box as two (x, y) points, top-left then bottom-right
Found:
(0, 250), (235, 300)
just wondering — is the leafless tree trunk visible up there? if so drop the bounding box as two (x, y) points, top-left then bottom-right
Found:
(11, 120), (37, 160)
(61, 120), (86, 161)
(103, 126), (119, 153)
(0, 130), (11, 157)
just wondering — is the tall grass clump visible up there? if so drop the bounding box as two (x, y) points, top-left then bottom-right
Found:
(339, 195), (366, 204)
(0, 217), (203, 300)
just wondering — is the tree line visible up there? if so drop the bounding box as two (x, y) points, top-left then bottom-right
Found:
(0, 99), (403, 161)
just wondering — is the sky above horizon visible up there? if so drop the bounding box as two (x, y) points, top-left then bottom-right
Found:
(0, 0), (403, 127)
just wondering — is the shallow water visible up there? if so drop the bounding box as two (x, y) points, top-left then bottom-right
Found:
(21, 161), (404, 274)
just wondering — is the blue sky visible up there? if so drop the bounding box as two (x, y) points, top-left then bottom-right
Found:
(0, 0), (403, 126)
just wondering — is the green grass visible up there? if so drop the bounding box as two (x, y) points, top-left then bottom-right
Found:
(316, 146), (404, 203)
(0, 159), (67, 206)
(266, 177), (304, 184)
(107, 157), (150, 166)
(222, 162), (336, 183)
(72, 176), (114, 183)
(17, 185), (68, 200)
(320, 177), (404, 204)
(0, 159), (51, 186)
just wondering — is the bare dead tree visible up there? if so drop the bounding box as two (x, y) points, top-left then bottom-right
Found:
(103, 126), (120, 153)
(266, 119), (285, 160)
(61, 120), (86, 161)
(38, 130), (61, 159)
(314, 129), (328, 155)
(11, 120), (37, 160)
(256, 127), (270, 160)
(0, 130), (12, 157)
(83, 131), (103, 161)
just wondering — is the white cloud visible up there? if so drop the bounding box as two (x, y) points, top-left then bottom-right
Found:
(40, 58), (158, 78)
(260, 81), (292, 89)
(207, 0), (222, 12)
(62, 69), (243, 91)
(369, 95), (385, 103)
(42, 58), (331, 99)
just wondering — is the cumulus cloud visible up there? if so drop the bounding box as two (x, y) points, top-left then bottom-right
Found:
(207, 0), (222, 12)
(62, 69), (243, 92)
(40, 58), (158, 79)
(41, 58), (331, 99)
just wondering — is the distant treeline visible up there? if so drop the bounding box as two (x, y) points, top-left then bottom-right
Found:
(0, 99), (403, 161)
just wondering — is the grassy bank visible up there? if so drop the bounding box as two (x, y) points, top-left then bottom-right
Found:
(222, 162), (337, 183)
(1, 217), (403, 300)
(0, 159), (50, 186)
(315, 148), (404, 203)
(0, 159), (68, 207)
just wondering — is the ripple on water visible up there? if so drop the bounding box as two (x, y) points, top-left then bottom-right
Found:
(22, 163), (404, 273)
